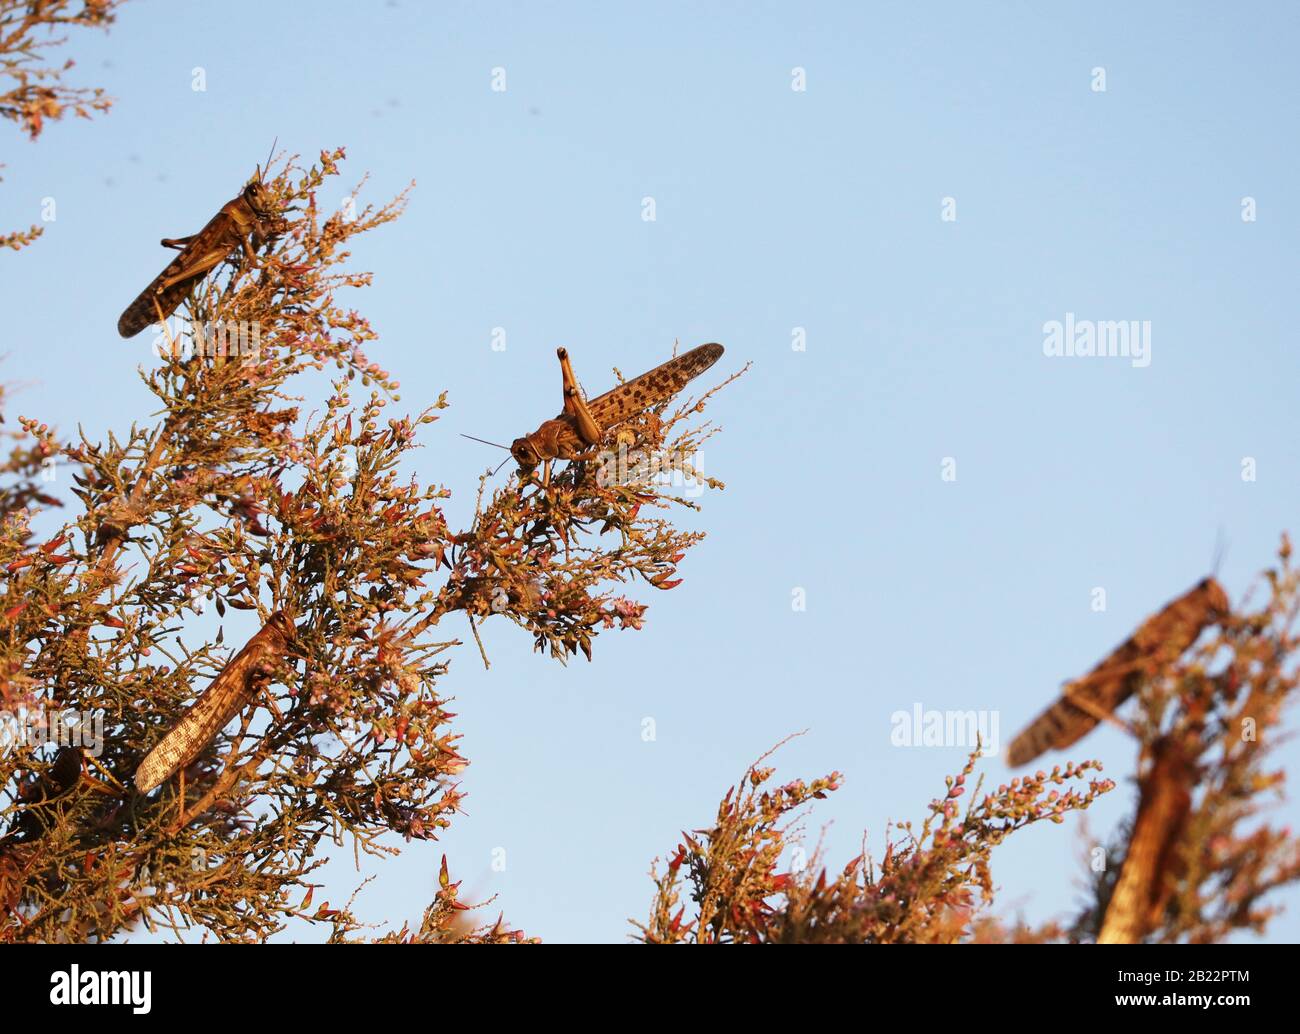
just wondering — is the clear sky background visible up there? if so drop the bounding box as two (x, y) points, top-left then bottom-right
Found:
(3, 0), (1299, 943)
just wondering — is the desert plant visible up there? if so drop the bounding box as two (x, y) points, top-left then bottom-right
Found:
(0, 147), (741, 942)
(1, 0), (124, 251)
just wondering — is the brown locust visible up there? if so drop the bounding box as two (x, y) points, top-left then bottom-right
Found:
(508, 343), (725, 485)
(117, 167), (283, 339)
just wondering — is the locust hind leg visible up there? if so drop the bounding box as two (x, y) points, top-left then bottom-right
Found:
(1062, 678), (1139, 738)
(165, 768), (188, 834)
(557, 348), (603, 447)
(157, 247), (230, 291)
(160, 235), (197, 250)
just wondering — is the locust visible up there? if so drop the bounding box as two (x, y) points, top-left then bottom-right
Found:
(507, 343), (725, 485)
(1096, 733), (1197, 943)
(134, 611), (297, 796)
(1006, 577), (1230, 768)
(117, 164), (284, 339)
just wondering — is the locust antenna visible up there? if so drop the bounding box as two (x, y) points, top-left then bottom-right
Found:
(259, 137), (278, 182)
(460, 433), (515, 478)
(460, 433), (510, 451)
(1211, 526), (1229, 578)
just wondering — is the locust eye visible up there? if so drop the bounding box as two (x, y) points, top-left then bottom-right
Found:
(245, 181), (275, 212)
(510, 438), (537, 468)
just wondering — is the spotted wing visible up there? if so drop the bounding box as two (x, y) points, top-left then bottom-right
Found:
(134, 612), (295, 792)
(117, 256), (208, 338)
(1006, 578), (1228, 767)
(585, 343), (724, 431)
(1006, 649), (1144, 768)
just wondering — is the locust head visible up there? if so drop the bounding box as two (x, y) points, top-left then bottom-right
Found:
(243, 176), (278, 218)
(1198, 577), (1231, 622)
(245, 138), (281, 217)
(266, 609), (300, 647)
(510, 436), (542, 474)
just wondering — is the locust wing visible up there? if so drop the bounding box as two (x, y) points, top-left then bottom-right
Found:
(585, 343), (724, 430)
(118, 254), (209, 338)
(134, 611), (296, 792)
(1006, 577), (1229, 767)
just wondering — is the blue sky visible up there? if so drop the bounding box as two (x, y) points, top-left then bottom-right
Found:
(3, 1), (1299, 942)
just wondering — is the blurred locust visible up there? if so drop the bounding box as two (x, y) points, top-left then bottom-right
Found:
(507, 343), (725, 486)
(117, 161), (284, 338)
(134, 611), (297, 806)
(1006, 577), (1230, 768)
(1096, 732), (1197, 943)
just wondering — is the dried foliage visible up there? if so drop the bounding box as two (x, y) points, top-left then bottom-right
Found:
(634, 740), (1113, 943)
(0, 389), (61, 517)
(0, 147), (741, 941)
(327, 856), (535, 944)
(1, 0), (123, 250)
